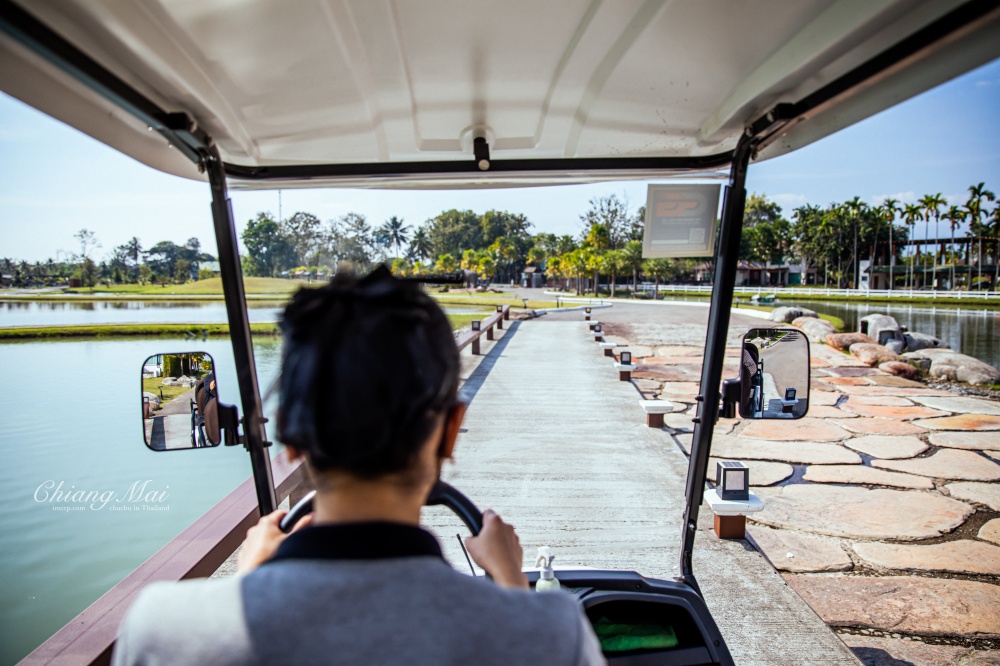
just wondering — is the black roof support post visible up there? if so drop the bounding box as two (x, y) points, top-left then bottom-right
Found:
(205, 146), (277, 515)
(678, 131), (754, 593)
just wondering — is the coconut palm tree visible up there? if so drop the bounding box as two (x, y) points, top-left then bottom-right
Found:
(408, 228), (432, 265)
(942, 206), (966, 289)
(918, 193), (945, 288)
(379, 216), (411, 259)
(902, 204), (922, 289)
(642, 258), (673, 299)
(879, 199), (900, 290)
(602, 249), (625, 297)
(622, 240), (644, 295)
(964, 183), (996, 289)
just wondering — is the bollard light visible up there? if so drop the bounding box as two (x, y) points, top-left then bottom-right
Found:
(716, 461), (749, 501)
(471, 320), (481, 331)
(496, 305), (503, 313)
(585, 307), (592, 314)
(620, 351), (632, 365)
(785, 387), (797, 401)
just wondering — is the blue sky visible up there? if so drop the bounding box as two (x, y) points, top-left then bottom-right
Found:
(1, 58), (998, 263)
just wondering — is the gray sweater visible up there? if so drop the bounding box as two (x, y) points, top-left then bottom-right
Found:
(113, 533), (605, 665)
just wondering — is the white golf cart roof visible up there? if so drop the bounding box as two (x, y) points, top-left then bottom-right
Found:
(2, 0), (998, 188)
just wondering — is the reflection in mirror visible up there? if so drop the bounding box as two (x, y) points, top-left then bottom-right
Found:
(739, 328), (810, 420)
(141, 352), (220, 451)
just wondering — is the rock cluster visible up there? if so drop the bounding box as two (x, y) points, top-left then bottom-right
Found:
(903, 347), (1000, 385)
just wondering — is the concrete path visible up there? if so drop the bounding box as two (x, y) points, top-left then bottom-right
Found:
(426, 314), (859, 665)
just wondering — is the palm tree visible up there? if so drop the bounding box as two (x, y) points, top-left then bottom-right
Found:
(919, 193), (945, 289)
(408, 228), (432, 265)
(842, 197), (867, 288)
(622, 240), (644, 295)
(902, 204), (922, 288)
(642, 258), (673, 299)
(125, 236), (143, 282)
(992, 203), (1000, 289)
(380, 216), (411, 258)
(943, 206), (966, 289)
(879, 199), (900, 290)
(602, 250), (625, 297)
(965, 183), (996, 289)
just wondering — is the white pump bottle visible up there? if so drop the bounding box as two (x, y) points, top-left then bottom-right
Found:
(534, 546), (560, 592)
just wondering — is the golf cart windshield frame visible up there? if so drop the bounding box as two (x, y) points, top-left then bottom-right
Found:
(2, 0), (997, 590)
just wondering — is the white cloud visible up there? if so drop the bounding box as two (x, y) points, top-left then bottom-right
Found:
(770, 193), (808, 209)
(870, 191), (917, 205)
(975, 79), (999, 87)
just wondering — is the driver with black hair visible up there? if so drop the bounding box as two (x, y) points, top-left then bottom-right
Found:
(113, 266), (605, 665)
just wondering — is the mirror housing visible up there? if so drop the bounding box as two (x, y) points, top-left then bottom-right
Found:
(725, 328), (810, 419)
(141, 352), (238, 451)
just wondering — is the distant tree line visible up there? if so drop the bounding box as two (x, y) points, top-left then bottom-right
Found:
(1, 232), (215, 288)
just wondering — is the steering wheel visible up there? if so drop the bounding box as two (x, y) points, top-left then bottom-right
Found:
(279, 480), (484, 535)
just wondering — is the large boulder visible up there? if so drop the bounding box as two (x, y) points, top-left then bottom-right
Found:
(825, 332), (875, 351)
(903, 348), (1000, 385)
(904, 331), (944, 352)
(770, 306), (818, 323)
(878, 361), (922, 380)
(859, 313), (905, 348)
(849, 342), (901, 367)
(791, 316), (835, 343)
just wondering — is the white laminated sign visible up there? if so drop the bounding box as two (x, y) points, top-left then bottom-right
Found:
(642, 184), (721, 258)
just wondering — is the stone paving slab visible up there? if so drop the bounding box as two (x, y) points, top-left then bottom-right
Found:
(711, 435), (862, 464)
(913, 414), (1000, 431)
(837, 385), (954, 397)
(808, 405), (859, 418)
(842, 435), (928, 459)
(747, 525), (854, 573)
(840, 402), (947, 420)
(873, 449), (1000, 481)
(980, 519), (1000, 545)
(841, 634), (1000, 666)
(810, 390), (843, 406)
(785, 575), (1000, 638)
(839, 418), (929, 436)
(740, 418), (851, 442)
(845, 395), (916, 406)
(928, 431), (1000, 451)
(752, 485), (973, 540)
(852, 540), (1000, 575)
(911, 395), (1000, 415)
(802, 465), (934, 489)
(946, 481), (1000, 510)
(709, 457), (793, 486)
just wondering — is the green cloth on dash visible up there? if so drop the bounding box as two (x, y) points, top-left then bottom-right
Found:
(593, 617), (678, 652)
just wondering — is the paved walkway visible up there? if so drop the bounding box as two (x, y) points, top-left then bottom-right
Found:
(426, 313), (859, 665)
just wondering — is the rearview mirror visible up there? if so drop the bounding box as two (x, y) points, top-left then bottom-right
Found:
(738, 328), (809, 419)
(141, 352), (221, 450)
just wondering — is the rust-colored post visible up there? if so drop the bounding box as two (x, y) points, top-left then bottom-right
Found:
(646, 412), (664, 428)
(487, 325), (494, 341)
(472, 337), (480, 355)
(714, 514), (746, 539)
(619, 369), (632, 381)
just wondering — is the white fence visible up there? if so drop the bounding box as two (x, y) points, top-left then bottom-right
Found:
(633, 284), (1000, 300)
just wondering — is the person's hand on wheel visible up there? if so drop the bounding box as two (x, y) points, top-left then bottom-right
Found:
(465, 510), (528, 589)
(237, 510), (313, 573)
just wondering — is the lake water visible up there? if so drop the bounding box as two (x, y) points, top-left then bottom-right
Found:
(0, 338), (283, 664)
(778, 299), (1000, 371)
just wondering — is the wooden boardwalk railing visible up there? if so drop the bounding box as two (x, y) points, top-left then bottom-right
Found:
(22, 304), (510, 665)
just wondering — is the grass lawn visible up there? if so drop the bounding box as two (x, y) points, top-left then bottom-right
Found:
(735, 304), (845, 332)
(432, 292), (558, 310)
(66, 277), (308, 296)
(141, 376), (194, 405)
